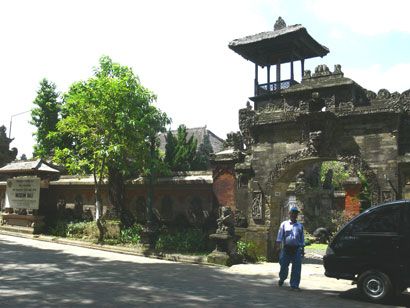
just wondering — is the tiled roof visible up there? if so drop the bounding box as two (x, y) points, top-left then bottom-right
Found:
(158, 126), (224, 153)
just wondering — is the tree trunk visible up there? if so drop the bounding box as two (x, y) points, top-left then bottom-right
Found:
(95, 186), (105, 242)
(108, 166), (135, 228)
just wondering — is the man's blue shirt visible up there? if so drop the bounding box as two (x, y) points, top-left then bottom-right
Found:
(276, 220), (304, 247)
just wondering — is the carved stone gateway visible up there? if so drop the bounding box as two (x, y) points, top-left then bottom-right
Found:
(220, 18), (410, 260)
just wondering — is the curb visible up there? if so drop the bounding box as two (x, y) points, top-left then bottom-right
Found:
(0, 229), (219, 267)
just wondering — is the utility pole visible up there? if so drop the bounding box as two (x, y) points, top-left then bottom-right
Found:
(9, 110), (31, 139)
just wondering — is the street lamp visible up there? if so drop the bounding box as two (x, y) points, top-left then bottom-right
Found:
(9, 110), (31, 139)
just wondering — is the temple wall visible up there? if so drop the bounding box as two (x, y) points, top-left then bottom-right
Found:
(0, 172), (216, 230)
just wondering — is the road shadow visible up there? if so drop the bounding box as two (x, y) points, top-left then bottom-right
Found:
(339, 287), (410, 307)
(0, 237), (406, 308)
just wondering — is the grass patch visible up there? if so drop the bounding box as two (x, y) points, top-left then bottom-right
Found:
(305, 243), (328, 251)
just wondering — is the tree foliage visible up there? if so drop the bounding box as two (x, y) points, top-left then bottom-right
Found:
(164, 125), (214, 171)
(164, 125), (197, 171)
(320, 161), (350, 190)
(54, 56), (169, 222)
(31, 78), (61, 158)
(192, 133), (213, 170)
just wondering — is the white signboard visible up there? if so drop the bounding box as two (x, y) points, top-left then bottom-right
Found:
(5, 177), (40, 209)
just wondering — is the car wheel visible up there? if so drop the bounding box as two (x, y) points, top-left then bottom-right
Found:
(357, 270), (393, 302)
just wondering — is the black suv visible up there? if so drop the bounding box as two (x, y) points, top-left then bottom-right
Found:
(323, 200), (410, 302)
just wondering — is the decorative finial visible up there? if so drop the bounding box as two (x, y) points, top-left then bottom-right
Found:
(274, 17), (286, 31)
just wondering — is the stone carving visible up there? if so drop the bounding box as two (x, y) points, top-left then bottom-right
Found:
(313, 64), (331, 77)
(239, 107), (255, 147)
(259, 103), (283, 113)
(366, 90), (377, 100)
(299, 100), (309, 113)
(381, 190), (393, 202)
(294, 171), (306, 195)
(387, 94), (410, 113)
(234, 210), (248, 228)
(377, 89), (391, 100)
(303, 70), (311, 79)
(402, 89), (410, 97)
(333, 64), (343, 75)
(251, 192), (263, 219)
(216, 206), (235, 236)
(307, 131), (323, 155)
(391, 91), (400, 99)
(274, 16), (286, 31)
(324, 95), (336, 111)
(338, 101), (355, 112)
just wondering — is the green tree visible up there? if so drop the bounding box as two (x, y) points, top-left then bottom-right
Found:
(192, 133), (213, 170)
(30, 78), (61, 158)
(164, 125), (197, 171)
(54, 56), (169, 231)
(320, 161), (350, 190)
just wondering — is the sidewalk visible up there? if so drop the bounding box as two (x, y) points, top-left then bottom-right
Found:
(0, 228), (324, 267)
(0, 229), (214, 265)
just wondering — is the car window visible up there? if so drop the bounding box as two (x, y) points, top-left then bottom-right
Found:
(349, 205), (401, 233)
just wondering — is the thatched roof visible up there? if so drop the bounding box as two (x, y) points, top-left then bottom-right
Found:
(0, 159), (60, 175)
(229, 23), (329, 66)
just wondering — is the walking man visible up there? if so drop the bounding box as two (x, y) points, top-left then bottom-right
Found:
(275, 206), (304, 290)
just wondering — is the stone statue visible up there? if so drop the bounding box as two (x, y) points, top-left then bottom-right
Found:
(333, 64), (343, 75)
(216, 206), (235, 236)
(274, 17), (286, 31)
(322, 169), (334, 190)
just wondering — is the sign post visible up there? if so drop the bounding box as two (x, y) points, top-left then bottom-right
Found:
(5, 176), (40, 210)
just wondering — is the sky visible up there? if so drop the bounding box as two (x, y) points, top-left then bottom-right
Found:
(1, 0), (410, 158)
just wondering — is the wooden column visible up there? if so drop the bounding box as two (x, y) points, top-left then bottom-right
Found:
(267, 65), (271, 90)
(290, 61), (294, 81)
(301, 59), (305, 78)
(254, 64), (258, 96)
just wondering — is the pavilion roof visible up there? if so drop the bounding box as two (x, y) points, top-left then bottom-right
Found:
(229, 24), (329, 66)
(0, 159), (60, 175)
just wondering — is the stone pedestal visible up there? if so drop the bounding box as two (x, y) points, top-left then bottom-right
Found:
(0, 213), (44, 234)
(139, 223), (158, 250)
(207, 232), (238, 266)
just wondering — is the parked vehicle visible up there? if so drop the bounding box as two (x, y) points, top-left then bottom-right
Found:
(323, 200), (410, 302)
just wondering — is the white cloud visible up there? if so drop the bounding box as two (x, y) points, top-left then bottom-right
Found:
(305, 0), (410, 35)
(344, 63), (410, 93)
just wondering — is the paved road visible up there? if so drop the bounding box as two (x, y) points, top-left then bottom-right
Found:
(0, 234), (408, 307)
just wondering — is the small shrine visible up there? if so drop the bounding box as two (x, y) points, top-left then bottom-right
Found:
(229, 16), (329, 97)
(0, 159), (60, 234)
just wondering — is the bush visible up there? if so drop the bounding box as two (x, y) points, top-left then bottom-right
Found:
(155, 229), (208, 253)
(120, 224), (143, 244)
(304, 231), (316, 246)
(236, 240), (258, 263)
(67, 221), (97, 239)
(49, 220), (69, 237)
